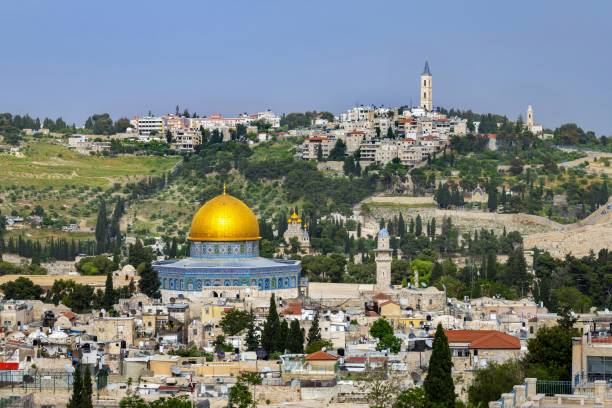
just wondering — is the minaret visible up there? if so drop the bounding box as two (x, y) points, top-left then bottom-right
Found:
(420, 61), (432, 111)
(527, 105), (534, 129)
(375, 228), (392, 292)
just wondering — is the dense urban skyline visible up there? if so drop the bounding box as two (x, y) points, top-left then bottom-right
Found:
(1, 0), (611, 134)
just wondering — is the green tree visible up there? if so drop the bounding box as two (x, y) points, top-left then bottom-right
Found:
(82, 365), (93, 408)
(220, 309), (252, 336)
(137, 262), (161, 299)
(307, 311), (322, 345)
(424, 324), (455, 408)
(227, 381), (255, 408)
(370, 318), (401, 353)
(328, 139), (347, 160)
(119, 395), (148, 408)
(468, 361), (524, 408)
(95, 200), (108, 254)
(415, 214), (423, 236)
(261, 294), (281, 356)
(524, 324), (579, 380)
(244, 310), (260, 351)
(0, 277), (43, 300)
(67, 364), (83, 408)
(103, 272), (115, 310)
(393, 387), (427, 408)
(287, 319), (304, 353)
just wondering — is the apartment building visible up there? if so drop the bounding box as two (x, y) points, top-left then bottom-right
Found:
(135, 116), (165, 140)
(171, 129), (202, 152)
(301, 135), (336, 160)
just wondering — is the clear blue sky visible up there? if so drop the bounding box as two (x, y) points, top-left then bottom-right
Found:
(1, 0), (611, 134)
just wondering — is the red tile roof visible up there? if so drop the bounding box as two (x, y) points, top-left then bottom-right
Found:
(61, 311), (77, 322)
(373, 293), (391, 301)
(281, 301), (302, 316)
(306, 351), (338, 361)
(445, 330), (520, 350)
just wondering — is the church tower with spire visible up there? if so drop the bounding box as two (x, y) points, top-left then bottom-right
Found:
(420, 61), (433, 111)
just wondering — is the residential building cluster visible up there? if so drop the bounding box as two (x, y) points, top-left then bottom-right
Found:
(300, 62), (468, 166)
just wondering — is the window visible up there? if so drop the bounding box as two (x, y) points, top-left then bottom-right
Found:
(423, 80), (426, 86)
(587, 356), (612, 381)
(424, 92), (427, 99)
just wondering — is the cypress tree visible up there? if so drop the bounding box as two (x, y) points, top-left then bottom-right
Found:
(244, 310), (259, 351)
(138, 262), (161, 299)
(261, 294), (281, 356)
(287, 319), (304, 353)
(67, 364), (83, 408)
(430, 217), (437, 238)
(82, 365), (93, 408)
(307, 311), (322, 345)
(103, 272), (114, 310)
(415, 214), (423, 236)
(95, 200), (108, 254)
(424, 324), (455, 407)
(278, 319), (289, 353)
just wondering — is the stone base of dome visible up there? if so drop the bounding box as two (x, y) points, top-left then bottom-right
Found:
(161, 286), (299, 303)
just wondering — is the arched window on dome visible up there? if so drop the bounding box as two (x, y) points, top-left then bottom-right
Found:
(264, 279), (270, 289)
(271, 279), (276, 289)
(278, 278), (283, 288)
(291, 276), (296, 287)
(196, 280), (202, 290)
(174, 279), (179, 290)
(224, 280), (231, 286)
(204, 280), (211, 287)
(258, 279), (263, 290)
(187, 280), (194, 291)
(284, 277), (289, 288)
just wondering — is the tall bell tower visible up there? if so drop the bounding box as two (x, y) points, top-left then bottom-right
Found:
(420, 61), (432, 111)
(375, 228), (392, 292)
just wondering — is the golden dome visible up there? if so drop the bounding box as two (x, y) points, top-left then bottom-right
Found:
(288, 212), (302, 224)
(188, 192), (260, 242)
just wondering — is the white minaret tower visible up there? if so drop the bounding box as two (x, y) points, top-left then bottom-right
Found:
(527, 105), (534, 129)
(375, 228), (392, 292)
(420, 61), (432, 111)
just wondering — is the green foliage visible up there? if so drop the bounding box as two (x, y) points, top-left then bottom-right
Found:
(370, 319), (401, 353)
(287, 319), (305, 353)
(227, 381), (255, 408)
(261, 294), (282, 356)
(468, 361), (524, 408)
(301, 254), (346, 282)
(304, 339), (333, 354)
(76, 255), (115, 275)
(307, 312), (322, 345)
(220, 308), (252, 336)
(0, 277), (44, 300)
(525, 324), (579, 380)
(82, 365), (93, 408)
(137, 262), (161, 299)
(393, 387), (428, 408)
(67, 364), (83, 408)
(424, 324), (455, 408)
(167, 345), (213, 360)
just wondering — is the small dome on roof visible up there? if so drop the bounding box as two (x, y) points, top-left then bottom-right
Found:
(378, 228), (389, 238)
(122, 265), (136, 274)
